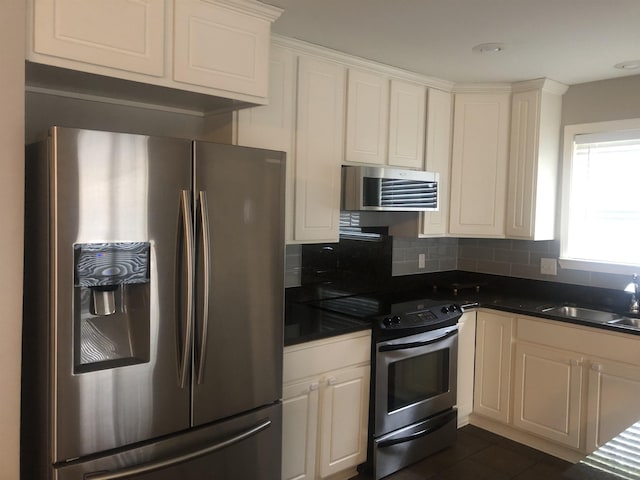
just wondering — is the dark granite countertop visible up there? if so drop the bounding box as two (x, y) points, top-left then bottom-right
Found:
(284, 302), (371, 346)
(565, 422), (640, 480)
(284, 272), (640, 346)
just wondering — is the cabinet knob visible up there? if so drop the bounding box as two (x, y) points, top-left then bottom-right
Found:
(327, 377), (337, 386)
(309, 382), (319, 391)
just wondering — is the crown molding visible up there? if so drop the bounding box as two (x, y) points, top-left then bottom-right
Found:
(272, 34), (456, 92)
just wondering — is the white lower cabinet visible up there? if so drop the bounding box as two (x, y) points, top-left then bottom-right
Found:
(472, 311), (640, 459)
(512, 342), (584, 448)
(586, 358), (640, 451)
(283, 331), (371, 480)
(456, 311), (476, 427)
(473, 310), (513, 423)
(317, 365), (370, 478)
(283, 379), (320, 480)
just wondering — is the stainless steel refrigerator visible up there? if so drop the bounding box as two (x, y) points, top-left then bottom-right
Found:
(22, 127), (285, 479)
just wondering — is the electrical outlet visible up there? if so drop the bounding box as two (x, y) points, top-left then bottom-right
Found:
(540, 258), (558, 275)
(418, 253), (426, 269)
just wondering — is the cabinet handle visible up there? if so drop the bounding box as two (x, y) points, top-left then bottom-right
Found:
(591, 363), (603, 372)
(327, 377), (337, 386)
(309, 382), (319, 392)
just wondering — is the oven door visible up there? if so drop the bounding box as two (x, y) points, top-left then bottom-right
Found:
(374, 325), (458, 437)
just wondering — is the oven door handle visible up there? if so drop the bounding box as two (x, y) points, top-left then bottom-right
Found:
(378, 329), (457, 352)
(376, 410), (456, 449)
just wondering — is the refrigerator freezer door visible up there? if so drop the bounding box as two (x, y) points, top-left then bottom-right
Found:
(192, 142), (285, 426)
(50, 128), (193, 461)
(55, 402), (282, 480)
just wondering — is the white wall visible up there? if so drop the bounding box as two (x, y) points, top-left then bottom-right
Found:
(561, 74), (640, 126)
(0, 0), (25, 478)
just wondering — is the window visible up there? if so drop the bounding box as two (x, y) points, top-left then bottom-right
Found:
(560, 119), (640, 274)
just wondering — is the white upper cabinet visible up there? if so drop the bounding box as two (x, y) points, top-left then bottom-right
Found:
(173, 0), (270, 98)
(294, 56), (346, 243)
(345, 71), (427, 169)
(421, 88), (453, 236)
(449, 91), (511, 237)
(27, 0), (282, 104)
(31, 0), (166, 76)
(345, 69), (389, 165)
(388, 87), (453, 238)
(388, 79), (426, 169)
(506, 79), (568, 240)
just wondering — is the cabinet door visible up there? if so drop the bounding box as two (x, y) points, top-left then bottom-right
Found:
(173, 0), (270, 97)
(282, 379), (320, 480)
(388, 80), (426, 169)
(457, 311), (476, 427)
(294, 56), (345, 243)
(586, 359), (640, 453)
(318, 365), (370, 479)
(449, 92), (510, 237)
(32, 0), (165, 76)
(473, 310), (513, 423)
(236, 45), (296, 243)
(421, 88), (453, 236)
(506, 82), (565, 241)
(506, 90), (541, 239)
(345, 69), (389, 165)
(512, 342), (584, 448)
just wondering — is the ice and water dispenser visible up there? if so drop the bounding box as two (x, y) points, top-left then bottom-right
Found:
(73, 242), (151, 373)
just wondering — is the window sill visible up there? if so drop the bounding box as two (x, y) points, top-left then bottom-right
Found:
(558, 258), (640, 275)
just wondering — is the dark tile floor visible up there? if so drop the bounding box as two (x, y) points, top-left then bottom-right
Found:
(350, 425), (572, 480)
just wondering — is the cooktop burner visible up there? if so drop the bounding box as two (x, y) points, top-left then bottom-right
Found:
(309, 292), (466, 338)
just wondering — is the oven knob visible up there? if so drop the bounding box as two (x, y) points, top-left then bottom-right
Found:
(383, 316), (402, 327)
(441, 306), (450, 313)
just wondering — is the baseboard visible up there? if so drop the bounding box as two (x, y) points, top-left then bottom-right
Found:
(469, 414), (585, 464)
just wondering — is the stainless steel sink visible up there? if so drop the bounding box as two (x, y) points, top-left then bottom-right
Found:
(607, 317), (640, 328)
(540, 305), (623, 323)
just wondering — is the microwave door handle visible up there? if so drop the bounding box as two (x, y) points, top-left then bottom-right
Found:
(376, 410), (456, 449)
(378, 329), (457, 352)
(178, 190), (194, 389)
(84, 419), (272, 480)
(195, 190), (210, 384)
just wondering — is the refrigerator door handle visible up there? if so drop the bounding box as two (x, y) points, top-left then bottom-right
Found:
(195, 190), (211, 384)
(83, 419), (273, 480)
(178, 190), (194, 389)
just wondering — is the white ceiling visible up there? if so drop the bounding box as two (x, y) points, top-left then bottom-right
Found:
(263, 0), (640, 86)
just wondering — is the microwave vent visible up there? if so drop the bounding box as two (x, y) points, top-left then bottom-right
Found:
(342, 166), (439, 212)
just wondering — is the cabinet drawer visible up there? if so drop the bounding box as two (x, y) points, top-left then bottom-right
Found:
(284, 331), (371, 383)
(516, 316), (640, 365)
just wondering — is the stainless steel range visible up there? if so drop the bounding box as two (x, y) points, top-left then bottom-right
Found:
(311, 294), (464, 479)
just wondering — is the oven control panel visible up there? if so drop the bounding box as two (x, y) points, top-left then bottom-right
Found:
(378, 304), (461, 331)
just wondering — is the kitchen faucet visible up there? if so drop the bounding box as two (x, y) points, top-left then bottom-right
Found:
(624, 274), (639, 313)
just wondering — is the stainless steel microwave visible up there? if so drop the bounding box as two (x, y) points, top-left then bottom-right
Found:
(342, 166), (439, 212)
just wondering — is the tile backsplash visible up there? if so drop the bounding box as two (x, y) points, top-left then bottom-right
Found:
(458, 238), (632, 290)
(285, 237), (635, 291)
(285, 244), (302, 288)
(392, 237), (458, 276)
